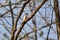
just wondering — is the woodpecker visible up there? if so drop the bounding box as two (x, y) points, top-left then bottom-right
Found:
(23, 13), (28, 22)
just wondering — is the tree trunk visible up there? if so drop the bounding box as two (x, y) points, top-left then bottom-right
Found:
(54, 0), (60, 40)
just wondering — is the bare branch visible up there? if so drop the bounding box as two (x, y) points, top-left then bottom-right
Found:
(10, 0), (30, 40)
(15, 0), (47, 40)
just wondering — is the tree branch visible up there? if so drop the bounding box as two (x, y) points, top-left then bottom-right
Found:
(10, 0), (30, 40)
(15, 0), (47, 40)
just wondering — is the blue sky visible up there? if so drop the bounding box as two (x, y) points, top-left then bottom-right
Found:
(0, 0), (58, 40)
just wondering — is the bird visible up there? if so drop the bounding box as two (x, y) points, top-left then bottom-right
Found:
(22, 13), (28, 22)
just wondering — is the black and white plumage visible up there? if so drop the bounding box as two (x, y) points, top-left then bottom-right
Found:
(23, 13), (28, 22)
